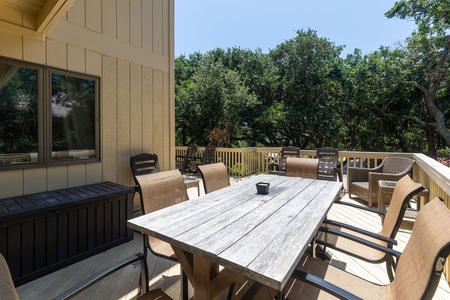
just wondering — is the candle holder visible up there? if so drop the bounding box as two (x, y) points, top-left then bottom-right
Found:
(256, 182), (270, 195)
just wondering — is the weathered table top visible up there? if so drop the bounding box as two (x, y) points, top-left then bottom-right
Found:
(128, 174), (342, 296)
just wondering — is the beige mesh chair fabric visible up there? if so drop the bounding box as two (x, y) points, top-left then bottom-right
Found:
(285, 157), (319, 179)
(0, 254), (19, 300)
(318, 175), (424, 278)
(135, 169), (189, 260)
(347, 156), (415, 207)
(197, 162), (231, 194)
(290, 198), (450, 299)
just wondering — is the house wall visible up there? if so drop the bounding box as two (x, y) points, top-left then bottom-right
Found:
(0, 0), (175, 211)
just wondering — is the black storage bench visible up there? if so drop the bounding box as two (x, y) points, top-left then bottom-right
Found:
(0, 181), (135, 286)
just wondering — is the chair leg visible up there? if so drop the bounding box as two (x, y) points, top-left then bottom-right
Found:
(386, 257), (396, 282)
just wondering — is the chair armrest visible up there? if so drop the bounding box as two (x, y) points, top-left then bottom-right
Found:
(318, 227), (401, 255)
(52, 253), (149, 300)
(291, 269), (363, 300)
(347, 167), (370, 183)
(333, 200), (385, 216)
(320, 220), (397, 245)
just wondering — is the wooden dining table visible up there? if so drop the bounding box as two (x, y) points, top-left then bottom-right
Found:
(127, 174), (343, 299)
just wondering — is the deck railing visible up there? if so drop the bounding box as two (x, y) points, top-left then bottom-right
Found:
(176, 146), (450, 280)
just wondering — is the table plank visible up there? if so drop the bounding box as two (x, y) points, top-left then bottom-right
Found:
(191, 178), (315, 258)
(246, 181), (343, 290)
(173, 176), (302, 249)
(128, 174), (275, 236)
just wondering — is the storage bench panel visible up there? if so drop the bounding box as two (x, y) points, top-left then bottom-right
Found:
(0, 181), (134, 286)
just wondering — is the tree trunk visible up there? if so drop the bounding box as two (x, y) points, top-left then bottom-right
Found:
(425, 126), (437, 159)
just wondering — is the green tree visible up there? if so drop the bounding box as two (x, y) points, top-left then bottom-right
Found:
(175, 52), (259, 146)
(385, 0), (450, 157)
(268, 29), (344, 148)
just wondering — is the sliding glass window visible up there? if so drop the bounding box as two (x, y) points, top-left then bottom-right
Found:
(0, 62), (41, 165)
(0, 58), (99, 168)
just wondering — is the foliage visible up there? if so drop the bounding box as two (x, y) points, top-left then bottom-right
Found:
(0, 67), (38, 153)
(175, 2), (450, 158)
(384, 0), (450, 158)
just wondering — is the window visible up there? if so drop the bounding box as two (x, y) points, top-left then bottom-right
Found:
(0, 58), (100, 167)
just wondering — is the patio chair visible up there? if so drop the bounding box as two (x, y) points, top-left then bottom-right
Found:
(316, 147), (342, 182)
(268, 146), (300, 175)
(285, 157), (319, 179)
(130, 153), (160, 210)
(0, 252), (172, 300)
(290, 197), (450, 300)
(317, 175), (424, 281)
(192, 144), (216, 170)
(134, 169), (189, 300)
(197, 162), (230, 194)
(176, 143), (198, 173)
(347, 156), (415, 207)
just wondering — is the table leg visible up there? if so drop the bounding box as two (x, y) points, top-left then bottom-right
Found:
(193, 255), (220, 300)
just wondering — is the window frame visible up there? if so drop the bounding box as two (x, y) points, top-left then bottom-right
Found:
(0, 57), (101, 169)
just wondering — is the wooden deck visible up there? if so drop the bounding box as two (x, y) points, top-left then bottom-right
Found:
(16, 175), (450, 299)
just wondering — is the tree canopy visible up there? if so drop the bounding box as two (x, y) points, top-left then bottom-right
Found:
(175, 1), (450, 159)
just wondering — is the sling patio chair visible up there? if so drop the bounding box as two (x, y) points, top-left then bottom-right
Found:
(130, 153), (160, 210)
(347, 156), (415, 207)
(1, 252), (172, 300)
(316, 147), (342, 182)
(268, 146), (300, 175)
(197, 162), (231, 194)
(285, 157), (319, 179)
(134, 169), (189, 300)
(290, 197), (450, 300)
(192, 144), (216, 170)
(176, 143), (198, 174)
(317, 175), (424, 281)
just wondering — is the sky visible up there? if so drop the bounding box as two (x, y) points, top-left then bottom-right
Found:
(175, 0), (418, 57)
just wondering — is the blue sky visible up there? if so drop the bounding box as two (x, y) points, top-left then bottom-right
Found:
(175, 0), (417, 57)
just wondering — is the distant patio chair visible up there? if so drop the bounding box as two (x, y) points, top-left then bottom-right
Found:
(291, 197), (450, 300)
(130, 153), (160, 210)
(269, 146), (301, 175)
(347, 156), (415, 207)
(316, 147), (341, 182)
(176, 143), (198, 173)
(318, 175), (424, 281)
(197, 162), (230, 194)
(285, 157), (319, 179)
(134, 169), (189, 299)
(192, 144), (216, 170)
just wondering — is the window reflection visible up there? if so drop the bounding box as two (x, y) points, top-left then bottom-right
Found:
(51, 72), (96, 160)
(0, 64), (38, 164)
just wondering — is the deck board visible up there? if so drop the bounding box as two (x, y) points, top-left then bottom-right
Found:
(16, 175), (450, 299)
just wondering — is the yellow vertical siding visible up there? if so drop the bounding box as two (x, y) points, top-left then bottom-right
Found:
(117, 60), (131, 186)
(102, 55), (119, 182)
(130, 63), (143, 153)
(0, 0), (175, 201)
(142, 67), (155, 153)
(130, 0), (142, 47)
